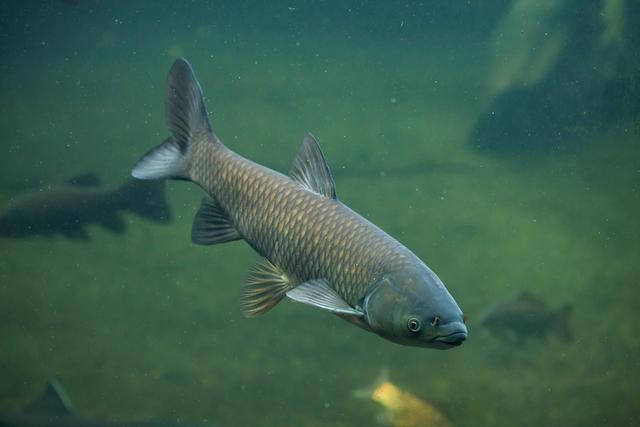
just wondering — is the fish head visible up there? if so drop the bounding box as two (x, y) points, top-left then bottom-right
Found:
(363, 264), (467, 349)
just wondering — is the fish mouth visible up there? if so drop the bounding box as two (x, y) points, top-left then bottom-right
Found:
(433, 331), (468, 347)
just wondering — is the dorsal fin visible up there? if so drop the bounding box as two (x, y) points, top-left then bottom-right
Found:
(23, 380), (75, 416)
(290, 132), (336, 199)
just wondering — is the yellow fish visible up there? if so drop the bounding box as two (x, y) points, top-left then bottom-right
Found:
(356, 374), (453, 427)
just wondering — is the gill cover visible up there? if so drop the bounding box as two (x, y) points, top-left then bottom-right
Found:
(363, 266), (467, 349)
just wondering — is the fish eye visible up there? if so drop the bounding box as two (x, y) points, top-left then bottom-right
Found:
(431, 316), (441, 327)
(407, 317), (422, 333)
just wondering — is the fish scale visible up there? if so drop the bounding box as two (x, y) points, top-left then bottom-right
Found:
(190, 142), (416, 306)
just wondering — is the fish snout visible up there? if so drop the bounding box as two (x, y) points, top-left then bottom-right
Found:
(433, 321), (468, 347)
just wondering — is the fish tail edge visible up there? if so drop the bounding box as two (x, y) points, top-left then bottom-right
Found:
(132, 58), (218, 181)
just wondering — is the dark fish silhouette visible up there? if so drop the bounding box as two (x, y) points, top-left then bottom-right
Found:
(479, 291), (572, 343)
(131, 58), (466, 349)
(0, 380), (212, 427)
(0, 173), (170, 241)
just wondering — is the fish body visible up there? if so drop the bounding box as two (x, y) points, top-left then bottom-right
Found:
(479, 291), (572, 343)
(0, 380), (211, 427)
(0, 175), (170, 241)
(192, 141), (418, 308)
(132, 58), (467, 348)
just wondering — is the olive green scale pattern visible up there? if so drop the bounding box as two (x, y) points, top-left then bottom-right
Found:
(189, 139), (419, 306)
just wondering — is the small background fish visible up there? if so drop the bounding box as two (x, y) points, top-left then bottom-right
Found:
(479, 291), (572, 343)
(0, 173), (171, 241)
(354, 372), (453, 427)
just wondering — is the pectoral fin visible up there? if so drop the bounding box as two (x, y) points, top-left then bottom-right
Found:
(240, 258), (292, 317)
(191, 196), (241, 245)
(286, 279), (363, 316)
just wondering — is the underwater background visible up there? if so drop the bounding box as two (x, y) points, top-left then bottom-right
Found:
(0, 1), (638, 426)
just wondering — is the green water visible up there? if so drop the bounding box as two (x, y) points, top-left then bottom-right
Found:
(1, 2), (638, 427)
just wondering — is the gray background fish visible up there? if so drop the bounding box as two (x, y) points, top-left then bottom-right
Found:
(479, 291), (572, 343)
(132, 58), (467, 349)
(0, 174), (171, 241)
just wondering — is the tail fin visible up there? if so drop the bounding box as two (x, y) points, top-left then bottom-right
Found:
(118, 179), (171, 223)
(132, 58), (216, 181)
(555, 303), (573, 341)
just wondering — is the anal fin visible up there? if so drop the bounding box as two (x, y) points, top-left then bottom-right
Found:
(191, 196), (241, 245)
(240, 258), (292, 317)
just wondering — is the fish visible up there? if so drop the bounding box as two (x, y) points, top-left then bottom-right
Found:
(131, 58), (467, 349)
(354, 372), (453, 427)
(0, 379), (212, 427)
(0, 173), (171, 241)
(479, 290), (572, 343)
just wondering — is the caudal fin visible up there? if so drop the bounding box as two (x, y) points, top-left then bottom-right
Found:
(132, 58), (216, 181)
(118, 179), (171, 223)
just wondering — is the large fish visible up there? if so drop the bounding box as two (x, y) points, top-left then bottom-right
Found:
(132, 58), (467, 349)
(0, 174), (170, 241)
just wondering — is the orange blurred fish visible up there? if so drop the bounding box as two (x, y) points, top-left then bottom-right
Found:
(355, 373), (453, 427)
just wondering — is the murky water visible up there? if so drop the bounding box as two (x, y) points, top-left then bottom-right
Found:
(1, 1), (638, 426)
